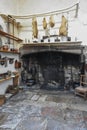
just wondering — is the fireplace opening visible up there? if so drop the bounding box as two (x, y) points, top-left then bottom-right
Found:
(21, 51), (81, 90)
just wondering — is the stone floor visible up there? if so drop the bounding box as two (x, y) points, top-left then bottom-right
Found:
(0, 86), (87, 130)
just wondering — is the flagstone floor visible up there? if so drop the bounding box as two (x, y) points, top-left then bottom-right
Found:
(0, 87), (87, 130)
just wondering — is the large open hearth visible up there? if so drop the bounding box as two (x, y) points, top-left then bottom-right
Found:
(20, 42), (84, 90)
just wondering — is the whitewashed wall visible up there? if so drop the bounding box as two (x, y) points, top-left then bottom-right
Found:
(17, 0), (78, 42)
(1, 0), (87, 45)
(0, 0), (18, 15)
(16, 0), (87, 45)
(18, 0), (77, 15)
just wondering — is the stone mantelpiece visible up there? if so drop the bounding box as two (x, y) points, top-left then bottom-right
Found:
(20, 41), (82, 56)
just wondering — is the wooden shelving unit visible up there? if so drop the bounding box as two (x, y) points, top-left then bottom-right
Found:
(0, 30), (23, 42)
(0, 15), (21, 98)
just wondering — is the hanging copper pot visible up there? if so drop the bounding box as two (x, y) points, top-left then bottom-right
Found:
(15, 60), (21, 69)
(3, 45), (9, 51)
(15, 60), (18, 68)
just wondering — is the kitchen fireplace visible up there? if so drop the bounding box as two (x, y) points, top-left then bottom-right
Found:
(20, 42), (84, 90)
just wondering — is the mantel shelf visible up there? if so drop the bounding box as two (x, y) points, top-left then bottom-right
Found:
(0, 30), (23, 42)
(22, 41), (82, 47)
(20, 41), (83, 56)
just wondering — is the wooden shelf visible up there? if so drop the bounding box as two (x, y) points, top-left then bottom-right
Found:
(0, 60), (5, 62)
(0, 73), (19, 83)
(0, 76), (12, 83)
(0, 50), (20, 54)
(0, 30), (23, 42)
